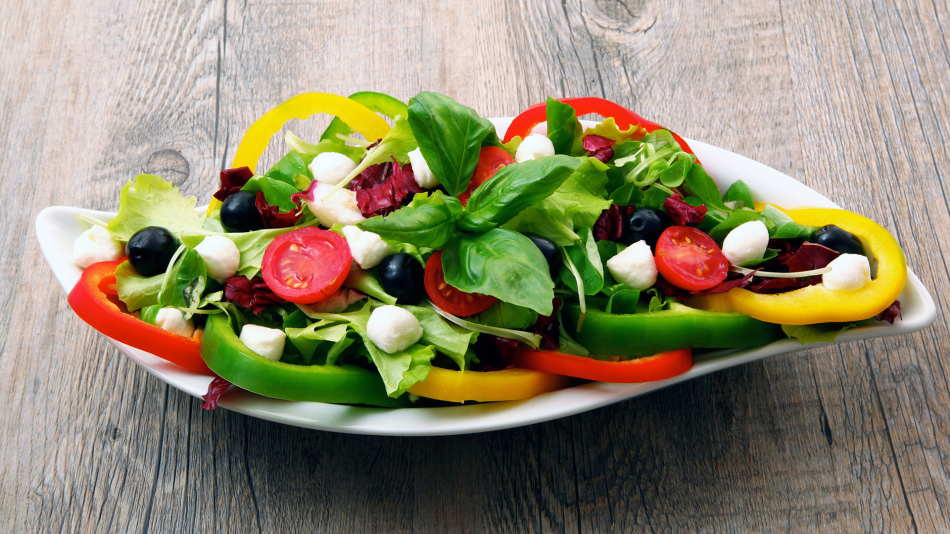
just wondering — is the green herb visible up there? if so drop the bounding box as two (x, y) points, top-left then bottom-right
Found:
(358, 191), (463, 249)
(408, 92), (496, 196)
(762, 205), (818, 239)
(442, 229), (555, 315)
(723, 180), (754, 209)
(459, 155), (581, 232)
(545, 97), (581, 155)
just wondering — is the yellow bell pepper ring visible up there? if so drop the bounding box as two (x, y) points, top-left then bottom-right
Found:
(691, 208), (906, 325)
(407, 366), (571, 403)
(207, 92), (392, 214)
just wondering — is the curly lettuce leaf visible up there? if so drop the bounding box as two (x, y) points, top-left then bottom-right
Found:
(504, 158), (612, 246)
(107, 174), (205, 242)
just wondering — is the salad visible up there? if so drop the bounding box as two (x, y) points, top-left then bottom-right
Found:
(65, 91), (908, 409)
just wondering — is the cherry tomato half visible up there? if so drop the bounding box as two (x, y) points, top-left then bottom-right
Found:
(655, 226), (729, 291)
(424, 251), (496, 316)
(262, 227), (352, 303)
(458, 146), (515, 206)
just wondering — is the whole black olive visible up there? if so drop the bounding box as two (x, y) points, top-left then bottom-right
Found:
(526, 234), (561, 276)
(378, 253), (425, 305)
(620, 208), (670, 248)
(127, 226), (177, 277)
(813, 225), (864, 255)
(220, 191), (264, 232)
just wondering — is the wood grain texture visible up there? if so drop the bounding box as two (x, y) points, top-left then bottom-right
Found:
(2, 0), (948, 532)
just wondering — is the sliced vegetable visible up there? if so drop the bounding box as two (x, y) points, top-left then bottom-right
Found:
(200, 313), (408, 407)
(68, 260), (210, 374)
(563, 302), (784, 358)
(424, 251), (496, 317)
(407, 366), (569, 403)
(655, 226), (729, 291)
(261, 228), (352, 304)
(517, 348), (692, 383)
(503, 97), (695, 156)
(689, 208), (907, 324)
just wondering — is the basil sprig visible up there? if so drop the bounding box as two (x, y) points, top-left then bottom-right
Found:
(408, 92), (497, 196)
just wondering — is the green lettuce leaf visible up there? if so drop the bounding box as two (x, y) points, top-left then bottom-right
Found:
(114, 260), (163, 311)
(503, 158), (612, 246)
(107, 174), (205, 242)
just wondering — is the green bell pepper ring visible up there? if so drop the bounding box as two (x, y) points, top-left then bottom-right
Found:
(563, 301), (784, 358)
(200, 314), (411, 407)
(320, 91), (410, 143)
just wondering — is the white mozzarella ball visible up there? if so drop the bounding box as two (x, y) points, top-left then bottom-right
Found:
(407, 148), (439, 189)
(309, 152), (357, 185)
(72, 225), (123, 268)
(822, 254), (872, 291)
(342, 225), (393, 269)
(722, 220), (770, 265)
(515, 134), (556, 162)
(154, 308), (196, 338)
(305, 182), (365, 227)
(366, 305), (423, 354)
(194, 235), (241, 283)
(606, 241), (657, 290)
(239, 324), (286, 361)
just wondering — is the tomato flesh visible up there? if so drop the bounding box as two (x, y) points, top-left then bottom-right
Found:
(262, 228), (352, 303)
(655, 226), (729, 291)
(424, 251), (496, 316)
(458, 146), (515, 206)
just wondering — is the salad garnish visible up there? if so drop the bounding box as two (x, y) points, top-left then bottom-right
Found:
(64, 90), (908, 408)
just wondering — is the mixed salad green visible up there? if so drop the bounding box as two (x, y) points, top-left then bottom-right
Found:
(67, 91), (907, 408)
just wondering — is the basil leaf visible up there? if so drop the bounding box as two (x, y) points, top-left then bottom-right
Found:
(459, 155), (581, 232)
(762, 205), (819, 239)
(546, 97), (580, 155)
(442, 229), (555, 315)
(683, 163), (731, 212)
(408, 92), (496, 196)
(723, 180), (754, 209)
(358, 191), (462, 249)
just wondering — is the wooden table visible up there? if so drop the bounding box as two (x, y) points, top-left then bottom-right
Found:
(3, 0), (947, 531)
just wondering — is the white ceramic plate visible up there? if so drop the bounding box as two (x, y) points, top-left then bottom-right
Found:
(36, 118), (936, 436)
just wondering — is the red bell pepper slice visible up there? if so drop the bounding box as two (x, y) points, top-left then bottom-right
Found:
(68, 260), (211, 374)
(516, 347), (692, 383)
(503, 97), (695, 156)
